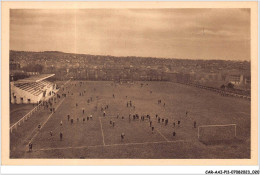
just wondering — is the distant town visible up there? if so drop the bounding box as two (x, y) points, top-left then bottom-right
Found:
(10, 50), (250, 95)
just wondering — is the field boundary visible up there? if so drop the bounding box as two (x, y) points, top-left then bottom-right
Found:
(99, 117), (106, 146)
(33, 139), (187, 152)
(25, 81), (74, 148)
(174, 82), (250, 101)
(27, 98), (66, 145)
(10, 101), (43, 133)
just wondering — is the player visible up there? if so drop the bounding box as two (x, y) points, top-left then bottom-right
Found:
(178, 120), (181, 127)
(194, 121), (196, 128)
(165, 119), (168, 126)
(112, 121), (115, 127)
(173, 131), (176, 137)
(60, 132), (63, 141)
(67, 115), (70, 121)
(29, 142), (33, 152)
(152, 126), (154, 134)
(50, 131), (53, 136)
(60, 120), (63, 126)
(149, 121), (152, 127)
(121, 133), (125, 141)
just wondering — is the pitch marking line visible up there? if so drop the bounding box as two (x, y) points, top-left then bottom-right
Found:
(34, 140), (186, 152)
(26, 82), (74, 148)
(99, 117), (106, 146)
(155, 129), (169, 142)
(27, 98), (65, 145)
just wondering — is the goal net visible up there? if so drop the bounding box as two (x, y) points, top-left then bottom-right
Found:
(198, 124), (237, 144)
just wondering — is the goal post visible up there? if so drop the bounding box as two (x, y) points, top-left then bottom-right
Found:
(198, 124), (237, 143)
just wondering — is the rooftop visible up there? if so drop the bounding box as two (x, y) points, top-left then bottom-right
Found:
(14, 74), (55, 84)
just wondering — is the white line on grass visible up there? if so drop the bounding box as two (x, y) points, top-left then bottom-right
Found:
(27, 98), (65, 145)
(155, 129), (169, 142)
(105, 140), (184, 147)
(35, 144), (104, 151)
(99, 117), (106, 146)
(25, 81), (73, 149)
(34, 140), (186, 152)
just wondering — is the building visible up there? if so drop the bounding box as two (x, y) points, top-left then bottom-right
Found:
(10, 74), (58, 104)
(228, 74), (243, 85)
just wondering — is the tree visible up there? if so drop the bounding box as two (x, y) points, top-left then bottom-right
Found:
(220, 84), (225, 89)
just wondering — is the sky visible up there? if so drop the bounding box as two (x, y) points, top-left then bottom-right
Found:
(10, 9), (250, 60)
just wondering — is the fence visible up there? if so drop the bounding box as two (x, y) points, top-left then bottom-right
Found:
(178, 82), (250, 101)
(10, 79), (71, 133)
(10, 101), (43, 133)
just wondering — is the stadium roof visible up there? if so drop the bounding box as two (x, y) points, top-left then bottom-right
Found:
(14, 74), (55, 83)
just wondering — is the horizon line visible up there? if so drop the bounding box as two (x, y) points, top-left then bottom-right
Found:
(10, 50), (251, 62)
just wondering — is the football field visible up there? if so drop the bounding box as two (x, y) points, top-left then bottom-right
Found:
(10, 80), (251, 158)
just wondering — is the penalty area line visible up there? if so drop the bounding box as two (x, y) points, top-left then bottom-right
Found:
(155, 129), (170, 142)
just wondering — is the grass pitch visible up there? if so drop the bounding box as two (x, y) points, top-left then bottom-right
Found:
(10, 80), (250, 158)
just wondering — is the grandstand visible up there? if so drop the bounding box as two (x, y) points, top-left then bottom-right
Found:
(10, 74), (58, 104)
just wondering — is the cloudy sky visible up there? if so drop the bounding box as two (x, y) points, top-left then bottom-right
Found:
(10, 9), (250, 60)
